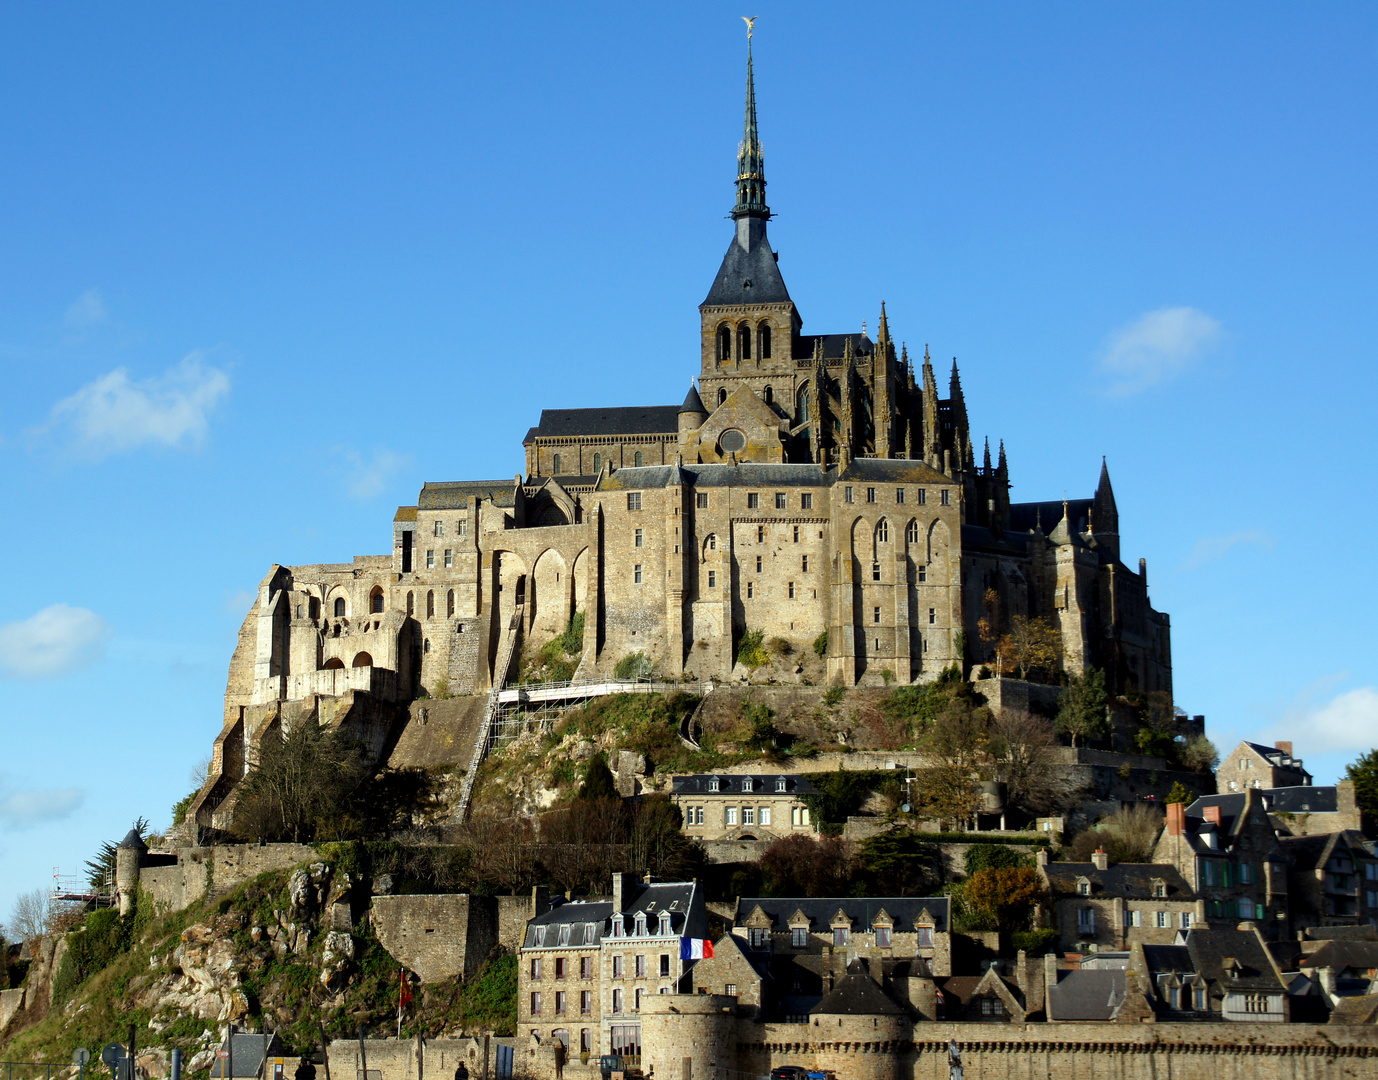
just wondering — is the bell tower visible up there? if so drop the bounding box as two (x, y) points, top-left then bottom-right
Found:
(698, 20), (801, 417)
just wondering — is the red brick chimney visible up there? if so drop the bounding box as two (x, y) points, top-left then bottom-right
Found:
(1167, 802), (1185, 836)
(1275, 741), (1293, 757)
(1203, 805), (1222, 826)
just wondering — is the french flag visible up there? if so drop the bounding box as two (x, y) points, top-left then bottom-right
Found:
(680, 937), (714, 960)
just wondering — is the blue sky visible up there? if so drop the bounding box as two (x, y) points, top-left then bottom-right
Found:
(2, 3), (1376, 924)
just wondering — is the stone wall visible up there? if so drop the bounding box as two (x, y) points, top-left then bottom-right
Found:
(327, 1036), (510, 1080)
(140, 844), (317, 913)
(370, 895), (498, 984)
(640, 995), (1378, 1080)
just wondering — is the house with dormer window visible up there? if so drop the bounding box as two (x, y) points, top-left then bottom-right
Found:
(1039, 849), (1199, 953)
(670, 773), (820, 841)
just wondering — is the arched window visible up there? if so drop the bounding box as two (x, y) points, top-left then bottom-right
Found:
(426, 590), (435, 618)
(705, 534), (717, 552)
(370, 587), (384, 614)
(877, 519), (890, 543)
(351, 652), (372, 668)
(447, 589), (455, 617)
(717, 325), (731, 364)
(718, 387), (727, 406)
(758, 323), (772, 359)
(797, 386), (811, 424)
(738, 323), (751, 360)
(763, 385), (774, 406)
(633, 451), (643, 467)
(906, 519), (920, 544)
(552, 453), (561, 475)
(592, 452), (601, 474)
(334, 597), (346, 617)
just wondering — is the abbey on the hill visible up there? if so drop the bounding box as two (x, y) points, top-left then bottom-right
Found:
(205, 35), (1170, 771)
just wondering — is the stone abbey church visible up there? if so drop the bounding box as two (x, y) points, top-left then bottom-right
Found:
(204, 40), (1170, 801)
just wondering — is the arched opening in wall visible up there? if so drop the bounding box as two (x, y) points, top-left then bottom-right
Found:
(906, 519), (920, 545)
(407, 591), (415, 617)
(758, 323), (772, 359)
(553, 453), (562, 475)
(323, 657), (344, 670)
(352, 652), (373, 668)
(571, 547), (589, 615)
(515, 574), (527, 605)
(718, 388), (727, 406)
(704, 534), (717, 553)
(592, 452), (601, 474)
(876, 518), (890, 545)
(532, 548), (569, 637)
(763, 385), (774, 407)
(334, 597), (346, 617)
(633, 451), (643, 467)
(738, 323), (751, 360)
(426, 590), (435, 618)
(447, 589), (455, 617)
(717, 325), (731, 364)
(309, 596), (320, 620)
(370, 587), (384, 614)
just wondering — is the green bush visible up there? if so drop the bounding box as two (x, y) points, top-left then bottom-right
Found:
(813, 630), (829, 658)
(558, 611), (586, 656)
(822, 684), (846, 707)
(737, 629), (767, 669)
(614, 652), (656, 679)
(1011, 928), (1060, 956)
(964, 843), (1030, 875)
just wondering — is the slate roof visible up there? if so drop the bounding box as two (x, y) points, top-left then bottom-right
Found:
(1304, 925), (1378, 943)
(1329, 994), (1378, 1025)
(680, 385), (706, 414)
(527, 406), (681, 440)
(521, 880), (704, 948)
(1302, 941), (1378, 971)
(702, 230), (792, 307)
(792, 333), (874, 360)
(417, 480), (516, 510)
(733, 896), (949, 934)
(672, 774), (820, 796)
(1048, 969), (1127, 1021)
(836, 458), (952, 484)
(1144, 927), (1286, 994)
(1243, 741), (1308, 771)
(1264, 785), (1338, 814)
(1007, 498), (1093, 535)
(210, 1034), (286, 1079)
(1280, 830), (1374, 872)
(1044, 862), (1194, 901)
(598, 462), (829, 491)
(812, 960), (906, 1016)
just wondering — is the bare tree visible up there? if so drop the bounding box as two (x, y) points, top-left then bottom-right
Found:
(10, 888), (52, 943)
(987, 708), (1080, 813)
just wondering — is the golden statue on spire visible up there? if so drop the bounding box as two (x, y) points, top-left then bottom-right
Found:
(742, 15), (757, 38)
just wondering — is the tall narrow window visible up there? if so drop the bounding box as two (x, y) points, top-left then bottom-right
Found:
(427, 590), (435, 618)
(929, 608), (936, 624)
(758, 323), (772, 359)
(872, 562), (881, 581)
(706, 534), (716, 550)
(764, 385), (774, 407)
(738, 323), (751, 360)
(696, 492), (708, 509)
(877, 520), (889, 543)
(444, 549), (453, 568)
(633, 565), (643, 584)
(552, 454), (561, 475)
(896, 488), (905, 504)
(802, 555), (809, 571)
(793, 525), (799, 541)
(634, 451), (643, 467)
(755, 555), (763, 572)
(447, 589), (455, 617)
(334, 597), (346, 617)
(634, 528), (643, 547)
(592, 453), (601, 474)
(717, 325), (731, 364)
(707, 570), (717, 588)
(788, 581), (795, 598)
(797, 387), (811, 424)
(371, 588), (384, 614)
(719, 388), (727, 405)
(845, 486), (854, 503)
(747, 493), (759, 509)
(873, 606), (881, 624)
(907, 520), (920, 543)
(775, 492), (786, 509)
(801, 493), (812, 510)
(918, 489), (927, 505)
(426, 549), (435, 569)
(941, 489), (950, 505)
(918, 565), (927, 583)
(867, 487), (876, 503)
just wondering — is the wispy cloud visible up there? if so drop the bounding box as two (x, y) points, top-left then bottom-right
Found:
(42, 352), (230, 459)
(1179, 529), (1275, 571)
(0, 604), (111, 679)
(223, 588), (256, 617)
(1099, 306), (1223, 395)
(341, 446), (412, 500)
(0, 780), (85, 828)
(1259, 678), (1378, 756)
(64, 288), (108, 330)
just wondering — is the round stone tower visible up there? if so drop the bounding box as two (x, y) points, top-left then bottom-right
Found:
(115, 828), (147, 916)
(641, 993), (737, 1080)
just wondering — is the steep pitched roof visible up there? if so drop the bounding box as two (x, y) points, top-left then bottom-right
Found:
(529, 406), (681, 439)
(811, 961), (906, 1016)
(1048, 969), (1127, 1021)
(733, 896), (948, 934)
(1302, 941), (1378, 970)
(703, 232), (791, 307)
(671, 774), (820, 796)
(792, 333), (873, 360)
(417, 480), (517, 509)
(1044, 862), (1194, 901)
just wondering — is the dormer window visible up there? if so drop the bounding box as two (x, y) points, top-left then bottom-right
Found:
(634, 913), (648, 937)
(742, 777), (753, 793)
(776, 776), (787, 792)
(1077, 879), (1091, 896)
(658, 912), (672, 936)
(1152, 880), (1167, 898)
(612, 914), (625, 938)
(708, 776), (720, 792)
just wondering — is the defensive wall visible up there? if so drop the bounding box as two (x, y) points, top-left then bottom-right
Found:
(327, 1036), (516, 1080)
(139, 844), (317, 912)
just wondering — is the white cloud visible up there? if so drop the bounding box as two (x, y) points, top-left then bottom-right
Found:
(1179, 529), (1275, 571)
(1261, 684), (1378, 756)
(1099, 306), (1223, 395)
(342, 447), (412, 500)
(0, 604), (111, 679)
(223, 589), (256, 617)
(45, 352), (230, 458)
(0, 782), (84, 828)
(64, 288), (108, 329)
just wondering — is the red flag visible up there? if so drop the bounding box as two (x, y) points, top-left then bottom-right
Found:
(400, 969), (412, 1009)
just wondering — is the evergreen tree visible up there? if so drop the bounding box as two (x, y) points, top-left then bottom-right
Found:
(1057, 668), (1109, 747)
(1345, 748), (1378, 833)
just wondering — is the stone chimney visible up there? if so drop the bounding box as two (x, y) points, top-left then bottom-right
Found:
(1166, 802), (1185, 836)
(1275, 741), (1293, 758)
(1203, 805), (1222, 826)
(1035, 848), (1049, 868)
(1092, 848), (1109, 871)
(1043, 951), (1060, 1018)
(611, 872), (632, 913)
(531, 885), (551, 919)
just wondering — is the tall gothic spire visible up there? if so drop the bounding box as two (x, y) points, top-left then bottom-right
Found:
(733, 21), (769, 220)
